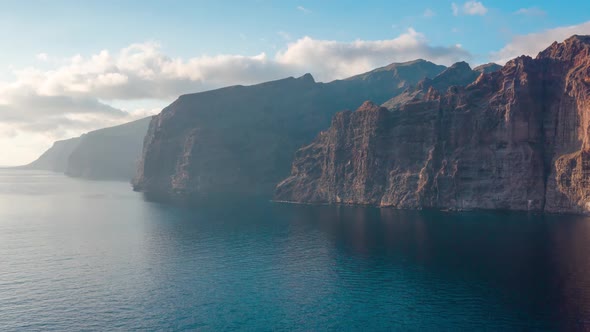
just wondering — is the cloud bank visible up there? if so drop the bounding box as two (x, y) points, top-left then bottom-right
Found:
(0, 28), (469, 135)
(491, 20), (590, 63)
(0, 28), (474, 164)
(276, 29), (470, 81)
(7, 19), (590, 165)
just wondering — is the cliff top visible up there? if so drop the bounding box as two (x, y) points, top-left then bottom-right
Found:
(473, 63), (502, 73)
(536, 34), (590, 61)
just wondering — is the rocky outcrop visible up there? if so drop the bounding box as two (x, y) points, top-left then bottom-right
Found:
(473, 63), (502, 74)
(22, 117), (151, 181)
(421, 61), (481, 92)
(382, 61), (482, 110)
(133, 60), (446, 201)
(276, 36), (590, 214)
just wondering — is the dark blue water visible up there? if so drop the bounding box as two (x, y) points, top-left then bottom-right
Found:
(1, 170), (590, 330)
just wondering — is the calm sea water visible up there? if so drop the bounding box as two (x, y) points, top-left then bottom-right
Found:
(1, 170), (590, 330)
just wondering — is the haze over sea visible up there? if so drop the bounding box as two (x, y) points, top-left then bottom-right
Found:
(1, 169), (590, 330)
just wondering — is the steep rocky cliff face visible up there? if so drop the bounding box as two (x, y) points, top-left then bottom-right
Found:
(276, 36), (590, 214)
(22, 117), (151, 181)
(19, 137), (81, 172)
(538, 36), (590, 213)
(133, 60), (446, 201)
(66, 117), (152, 180)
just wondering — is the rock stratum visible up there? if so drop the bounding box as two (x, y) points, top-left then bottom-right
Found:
(276, 36), (590, 214)
(21, 117), (151, 181)
(133, 60), (446, 200)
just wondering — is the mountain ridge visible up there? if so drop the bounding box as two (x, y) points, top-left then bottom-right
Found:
(20, 117), (152, 181)
(132, 60), (448, 201)
(275, 35), (590, 214)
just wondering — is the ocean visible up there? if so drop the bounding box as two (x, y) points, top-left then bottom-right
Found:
(1, 170), (589, 330)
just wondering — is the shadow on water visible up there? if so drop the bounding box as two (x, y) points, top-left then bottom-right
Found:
(11, 171), (590, 329)
(281, 204), (590, 330)
(138, 196), (590, 330)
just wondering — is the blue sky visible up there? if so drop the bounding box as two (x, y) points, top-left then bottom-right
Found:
(1, 0), (589, 74)
(1, 0), (590, 165)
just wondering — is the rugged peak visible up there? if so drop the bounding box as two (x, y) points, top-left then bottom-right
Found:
(356, 100), (382, 112)
(434, 61), (473, 78)
(387, 59), (444, 71)
(503, 55), (535, 69)
(448, 61), (472, 71)
(473, 63), (502, 74)
(298, 73), (315, 83)
(419, 60), (479, 92)
(379, 59), (432, 70)
(537, 34), (590, 62)
(361, 59), (442, 74)
(382, 61), (478, 110)
(564, 34), (590, 44)
(397, 59), (429, 66)
(342, 59), (446, 94)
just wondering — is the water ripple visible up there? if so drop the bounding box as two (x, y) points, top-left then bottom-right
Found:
(1, 170), (590, 330)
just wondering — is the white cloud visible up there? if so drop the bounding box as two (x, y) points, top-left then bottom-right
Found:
(424, 8), (436, 18)
(452, 3), (459, 16)
(491, 20), (590, 63)
(36, 53), (48, 61)
(7, 43), (292, 101)
(463, 1), (487, 15)
(515, 7), (546, 17)
(276, 28), (470, 80)
(3, 29), (471, 102)
(0, 29), (471, 165)
(452, 1), (487, 16)
(297, 6), (311, 14)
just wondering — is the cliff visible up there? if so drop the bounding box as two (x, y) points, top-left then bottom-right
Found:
(22, 117), (151, 181)
(65, 117), (152, 180)
(275, 36), (590, 214)
(133, 60), (446, 201)
(19, 137), (81, 172)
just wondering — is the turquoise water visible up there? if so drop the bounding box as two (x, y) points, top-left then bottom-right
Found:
(1, 170), (590, 330)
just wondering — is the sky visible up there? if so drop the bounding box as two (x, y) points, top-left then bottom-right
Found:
(1, 0), (590, 166)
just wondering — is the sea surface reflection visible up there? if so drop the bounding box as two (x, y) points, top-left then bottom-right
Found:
(1, 170), (589, 330)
